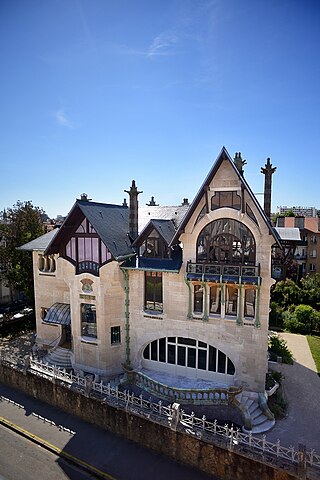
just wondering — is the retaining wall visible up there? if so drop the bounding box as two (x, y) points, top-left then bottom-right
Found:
(0, 365), (305, 480)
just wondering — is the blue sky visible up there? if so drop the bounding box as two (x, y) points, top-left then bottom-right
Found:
(1, 0), (319, 218)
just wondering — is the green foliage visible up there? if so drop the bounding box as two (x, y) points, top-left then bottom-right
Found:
(269, 301), (284, 328)
(271, 275), (320, 333)
(306, 335), (320, 376)
(283, 311), (305, 334)
(271, 279), (302, 310)
(283, 210), (295, 217)
(269, 391), (287, 419)
(300, 274), (320, 310)
(282, 304), (320, 334)
(268, 335), (293, 364)
(0, 201), (44, 302)
(270, 370), (283, 384)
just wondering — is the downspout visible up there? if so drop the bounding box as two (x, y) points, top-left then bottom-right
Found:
(122, 268), (131, 366)
(254, 278), (261, 328)
(237, 282), (243, 326)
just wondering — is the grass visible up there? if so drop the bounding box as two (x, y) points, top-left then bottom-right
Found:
(307, 335), (320, 376)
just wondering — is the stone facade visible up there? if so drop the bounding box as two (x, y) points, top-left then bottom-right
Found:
(24, 148), (277, 394)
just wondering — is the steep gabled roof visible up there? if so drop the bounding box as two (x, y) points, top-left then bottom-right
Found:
(133, 219), (176, 247)
(45, 200), (133, 260)
(170, 146), (281, 246)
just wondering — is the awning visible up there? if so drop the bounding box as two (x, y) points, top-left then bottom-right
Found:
(44, 303), (70, 325)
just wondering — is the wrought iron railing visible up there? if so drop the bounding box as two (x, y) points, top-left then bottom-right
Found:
(186, 262), (260, 277)
(1, 352), (320, 474)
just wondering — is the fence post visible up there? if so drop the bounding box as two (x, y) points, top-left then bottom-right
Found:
(85, 376), (93, 397)
(229, 426), (234, 451)
(298, 444), (307, 480)
(170, 403), (180, 431)
(23, 357), (30, 375)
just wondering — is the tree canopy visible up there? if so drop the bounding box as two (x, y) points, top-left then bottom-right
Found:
(0, 201), (44, 303)
(270, 274), (320, 333)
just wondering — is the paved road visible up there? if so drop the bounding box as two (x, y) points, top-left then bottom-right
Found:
(265, 333), (320, 451)
(0, 425), (94, 480)
(0, 384), (216, 480)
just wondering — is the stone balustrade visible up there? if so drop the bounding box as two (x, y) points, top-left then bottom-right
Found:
(126, 368), (242, 405)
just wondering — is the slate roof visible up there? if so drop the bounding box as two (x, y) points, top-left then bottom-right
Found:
(138, 205), (189, 233)
(133, 219), (177, 247)
(77, 201), (132, 259)
(18, 228), (59, 251)
(44, 200), (132, 260)
(18, 202), (189, 257)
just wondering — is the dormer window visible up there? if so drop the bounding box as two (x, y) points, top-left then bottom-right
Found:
(140, 229), (169, 258)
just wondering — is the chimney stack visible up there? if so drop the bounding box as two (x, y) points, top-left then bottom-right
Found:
(182, 198), (189, 206)
(125, 180), (142, 241)
(261, 158), (276, 220)
(146, 196), (158, 206)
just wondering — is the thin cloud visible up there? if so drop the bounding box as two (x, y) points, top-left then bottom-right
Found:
(147, 31), (179, 57)
(114, 31), (180, 59)
(55, 109), (74, 129)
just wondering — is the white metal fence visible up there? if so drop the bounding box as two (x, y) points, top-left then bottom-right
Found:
(1, 352), (320, 476)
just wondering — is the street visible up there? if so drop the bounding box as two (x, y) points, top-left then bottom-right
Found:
(0, 384), (216, 480)
(0, 425), (94, 480)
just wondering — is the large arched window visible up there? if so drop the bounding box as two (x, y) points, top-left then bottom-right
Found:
(197, 219), (256, 265)
(143, 337), (235, 376)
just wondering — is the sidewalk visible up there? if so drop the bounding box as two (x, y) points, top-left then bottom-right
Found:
(265, 333), (320, 451)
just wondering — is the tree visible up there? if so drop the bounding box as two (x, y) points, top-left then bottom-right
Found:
(0, 201), (44, 303)
(300, 273), (320, 310)
(283, 210), (295, 217)
(271, 279), (302, 309)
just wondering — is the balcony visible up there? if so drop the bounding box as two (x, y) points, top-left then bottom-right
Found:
(186, 262), (261, 285)
(294, 254), (307, 260)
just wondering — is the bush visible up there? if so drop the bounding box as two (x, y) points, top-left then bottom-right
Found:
(282, 304), (320, 334)
(269, 391), (287, 419)
(268, 335), (293, 364)
(271, 370), (283, 384)
(269, 301), (284, 328)
(283, 311), (305, 334)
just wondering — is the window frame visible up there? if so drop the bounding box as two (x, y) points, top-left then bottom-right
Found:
(111, 326), (121, 345)
(144, 271), (163, 312)
(80, 303), (97, 338)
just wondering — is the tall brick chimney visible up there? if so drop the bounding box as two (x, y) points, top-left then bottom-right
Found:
(261, 158), (276, 220)
(125, 180), (142, 241)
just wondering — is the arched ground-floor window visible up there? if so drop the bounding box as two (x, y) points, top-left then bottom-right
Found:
(142, 336), (235, 385)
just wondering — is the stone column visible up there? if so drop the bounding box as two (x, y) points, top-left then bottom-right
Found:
(125, 180), (143, 241)
(261, 158), (276, 220)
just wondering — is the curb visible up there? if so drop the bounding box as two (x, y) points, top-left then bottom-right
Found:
(0, 416), (116, 480)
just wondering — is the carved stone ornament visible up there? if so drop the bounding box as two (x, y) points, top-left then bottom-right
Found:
(81, 278), (94, 294)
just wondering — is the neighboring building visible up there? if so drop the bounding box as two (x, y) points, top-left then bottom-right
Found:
(271, 227), (302, 281)
(276, 206), (317, 218)
(276, 216), (320, 277)
(19, 148), (279, 402)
